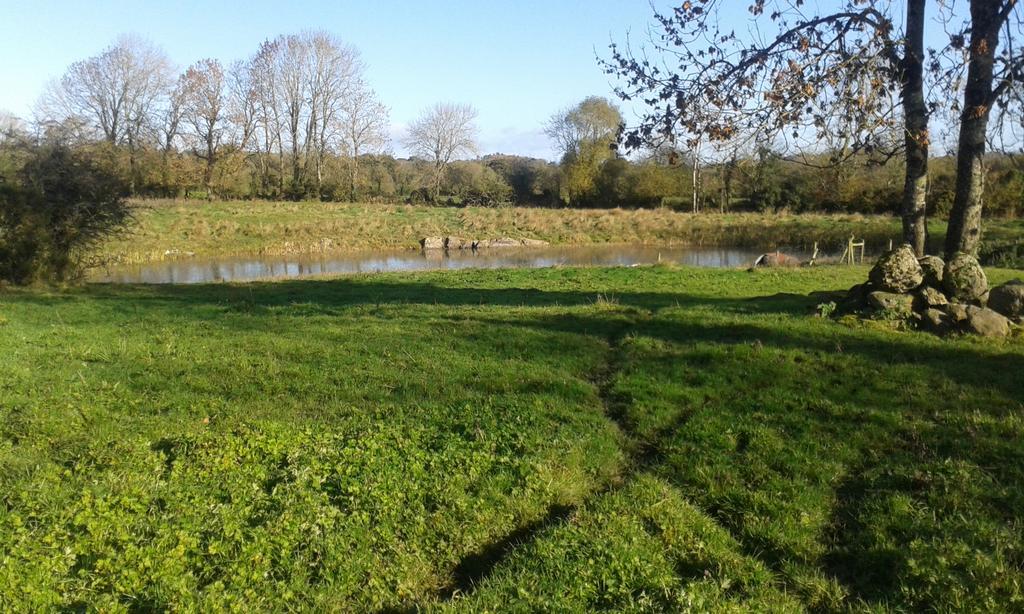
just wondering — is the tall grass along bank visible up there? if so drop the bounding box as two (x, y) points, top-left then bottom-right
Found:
(99, 199), (943, 264)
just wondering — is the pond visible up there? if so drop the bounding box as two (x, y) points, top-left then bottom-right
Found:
(92, 244), (812, 284)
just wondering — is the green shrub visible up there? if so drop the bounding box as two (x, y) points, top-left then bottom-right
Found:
(660, 196), (689, 210)
(0, 144), (130, 284)
(980, 238), (1024, 268)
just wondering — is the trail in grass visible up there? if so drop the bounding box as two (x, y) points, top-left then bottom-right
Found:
(592, 321), (680, 472)
(437, 310), (679, 602)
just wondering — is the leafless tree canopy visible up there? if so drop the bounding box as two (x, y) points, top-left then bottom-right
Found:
(0, 111), (26, 145)
(404, 102), (478, 199)
(34, 31), (389, 200)
(233, 31), (386, 197)
(340, 83), (390, 200)
(40, 35), (171, 147)
(179, 59), (231, 193)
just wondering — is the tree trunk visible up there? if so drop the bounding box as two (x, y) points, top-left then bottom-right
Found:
(349, 146), (360, 202)
(691, 138), (701, 214)
(161, 149), (171, 197)
(128, 138), (138, 197)
(204, 134), (216, 199)
(900, 0), (929, 256)
(722, 154), (736, 213)
(945, 0), (1001, 258)
(292, 142), (301, 196)
(277, 147), (286, 195)
(433, 160), (444, 202)
(258, 149), (269, 196)
(290, 113), (302, 196)
(316, 154), (323, 199)
(203, 159), (214, 198)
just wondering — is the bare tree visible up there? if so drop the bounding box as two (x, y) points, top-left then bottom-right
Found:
(121, 39), (171, 195)
(40, 35), (171, 194)
(274, 35), (311, 195)
(603, 1), (934, 254)
(180, 59), (230, 196)
(222, 60), (260, 196)
(305, 33), (360, 197)
(235, 33), (367, 198)
(340, 83), (390, 201)
(227, 61), (259, 151)
(0, 111), (25, 145)
(404, 102), (478, 200)
(155, 77), (187, 194)
(943, 0), (1024, 257)
(248, 39), (286, 195)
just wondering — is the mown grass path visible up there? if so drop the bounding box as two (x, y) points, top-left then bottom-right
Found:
(2, 265), (1022, 611)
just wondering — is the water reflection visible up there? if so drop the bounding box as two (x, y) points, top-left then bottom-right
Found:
(93, 244), (804, 284)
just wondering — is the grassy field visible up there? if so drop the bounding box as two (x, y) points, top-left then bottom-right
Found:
(99, 199), (944, 264)
(2, 265), (1023, 611)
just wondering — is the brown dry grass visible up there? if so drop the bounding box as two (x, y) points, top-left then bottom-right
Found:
(101, 198), (927, 264)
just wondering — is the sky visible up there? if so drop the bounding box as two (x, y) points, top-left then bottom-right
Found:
(0, 1), (972, 160)
(0, 0), (671, 160)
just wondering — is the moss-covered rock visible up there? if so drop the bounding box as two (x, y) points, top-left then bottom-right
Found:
(943, 253), (988, 304)
(869, 245), (923, 293)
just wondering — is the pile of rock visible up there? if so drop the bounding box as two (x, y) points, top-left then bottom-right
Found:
(843, 244), (1023, 338)
(421, 236), (549, 250)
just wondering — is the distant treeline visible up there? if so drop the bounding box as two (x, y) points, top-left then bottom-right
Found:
(1, 31), (1020, 216)
(2, 130), (1021, 218)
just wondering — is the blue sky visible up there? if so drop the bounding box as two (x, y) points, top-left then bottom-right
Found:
(0, 1), (969, 159)
(0, 0), (669, 160)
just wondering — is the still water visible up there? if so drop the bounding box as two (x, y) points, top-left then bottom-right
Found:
(93, 244), (800, 284)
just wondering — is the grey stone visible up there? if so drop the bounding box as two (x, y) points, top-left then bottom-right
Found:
(483, 237), (521, 248)
(964, 306), (1012, 338)
(945, 303), (970, 323)
(868, 291), (915, 316)
(918, 255), (945, 288)
(921, 308), (952, 334)
(869, 245), (923, 293)
(445, 236), (474, 250)
(842, 283), (871, 310)
(943, 253), (988, 303)
(989, 279), (1024, 319)
(421, 236), (445, 250)
(915, 286), (949, 309)
(477, 237), (550, 248)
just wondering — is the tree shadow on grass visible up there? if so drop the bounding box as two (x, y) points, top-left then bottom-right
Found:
(5, 274), (834, 321)
(449, 308), (1024, 404)
(10, 275), (1024, 608)
(428, 309), (1023, 606)
(24, 276), (1022, 406)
